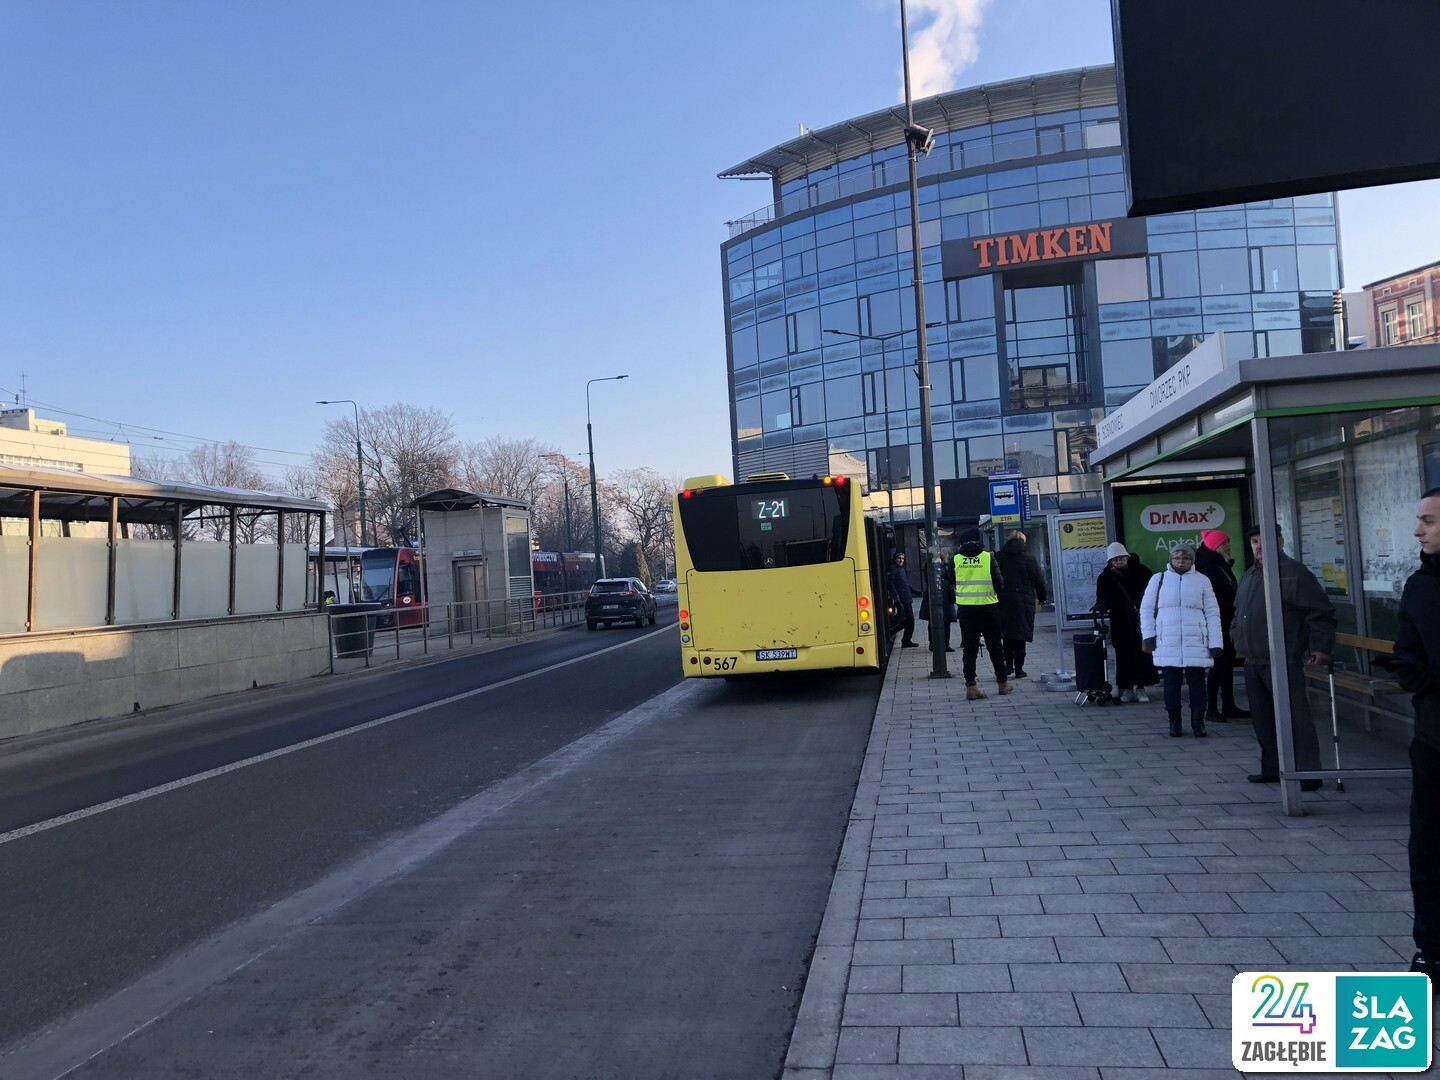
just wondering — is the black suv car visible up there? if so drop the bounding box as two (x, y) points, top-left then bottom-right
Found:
(585, 577), (658, 630)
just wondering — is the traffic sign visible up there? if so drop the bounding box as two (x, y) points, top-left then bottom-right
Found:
(988, 478), (1021, 524)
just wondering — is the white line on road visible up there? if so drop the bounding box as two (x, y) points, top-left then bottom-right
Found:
(0, 674), (706, 1080)
(0, 630), (670, 848)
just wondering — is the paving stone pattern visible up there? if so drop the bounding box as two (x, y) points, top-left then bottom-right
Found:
(782, 616), (1421, 1079)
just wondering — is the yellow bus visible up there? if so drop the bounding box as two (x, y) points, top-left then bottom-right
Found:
(673, 472), (894, 677)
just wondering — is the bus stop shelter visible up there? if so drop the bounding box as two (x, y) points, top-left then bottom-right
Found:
(1090, 341), (1440, 814)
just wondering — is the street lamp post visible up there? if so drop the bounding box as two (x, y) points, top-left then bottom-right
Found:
(899, 0), (949, 678)
(316, 399), (367, 548)
(585, 375), (629, 577)
(826, 322), (942, 525)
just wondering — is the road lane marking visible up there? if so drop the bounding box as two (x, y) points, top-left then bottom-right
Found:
(0, 630), (674, 847)
(0, 677), (706, 1080)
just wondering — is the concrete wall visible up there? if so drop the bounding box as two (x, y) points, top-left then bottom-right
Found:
(0, 612), (331, 741)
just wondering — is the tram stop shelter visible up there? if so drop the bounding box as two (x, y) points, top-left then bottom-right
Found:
(0, 463), (330, 739)
(1090, 340), (1440, 814)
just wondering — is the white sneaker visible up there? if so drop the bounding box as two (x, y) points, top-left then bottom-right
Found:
(1135, 689), (1150, 704)
(1119, 688), (1135, 703)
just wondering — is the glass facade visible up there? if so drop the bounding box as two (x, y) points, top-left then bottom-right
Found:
(720, 68), (1342, 526)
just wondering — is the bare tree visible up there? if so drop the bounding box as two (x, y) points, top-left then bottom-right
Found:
(608, 468), (679, 585)
(530, 453), (590, 552)
(318, 404), (459, 548)
(455, 436), (552, 503)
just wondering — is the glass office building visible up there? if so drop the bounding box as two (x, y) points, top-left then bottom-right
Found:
(718, 65), (1342, 544)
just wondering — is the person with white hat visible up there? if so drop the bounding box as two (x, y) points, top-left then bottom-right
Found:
(1095, 542), (1150, 703)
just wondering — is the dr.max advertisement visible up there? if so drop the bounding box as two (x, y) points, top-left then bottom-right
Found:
(1118, 484), (1247, 575)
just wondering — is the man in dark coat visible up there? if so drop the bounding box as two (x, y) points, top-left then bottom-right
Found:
(995, 530), (1048, 678)
(1395, 487), (1440, 972)
(887, 551), (917, 648)
(1195, 529), (1248, 720)
(1231, 525), (1336, 789)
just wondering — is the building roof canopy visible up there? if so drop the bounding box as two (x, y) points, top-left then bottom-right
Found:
(719, 66), (1116, 187)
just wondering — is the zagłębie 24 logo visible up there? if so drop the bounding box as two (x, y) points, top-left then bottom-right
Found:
(1232, 971), (1431, 1073)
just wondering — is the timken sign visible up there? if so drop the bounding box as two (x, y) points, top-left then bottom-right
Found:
(940, 216), (1147, 279)
(973, 223), (1114, 268)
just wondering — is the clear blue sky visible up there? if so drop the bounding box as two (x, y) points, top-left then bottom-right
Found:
(2, 1), (1436, 486)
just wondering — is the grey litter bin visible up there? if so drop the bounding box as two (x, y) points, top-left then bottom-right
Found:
(328, 602), (382, 658)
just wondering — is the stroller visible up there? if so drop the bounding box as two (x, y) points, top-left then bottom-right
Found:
(1074, 608), (1115, 706)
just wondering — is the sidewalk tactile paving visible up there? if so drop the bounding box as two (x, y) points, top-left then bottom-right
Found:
(782, 616), (1414, 1078)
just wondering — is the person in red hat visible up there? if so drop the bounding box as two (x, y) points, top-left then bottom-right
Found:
(1195, 529), (1249, 720)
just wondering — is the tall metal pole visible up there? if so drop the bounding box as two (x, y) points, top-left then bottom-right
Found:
(585, 375), (628, 577)
(562, 471), (573, 551)
(317, 399), (368, 547)
(900, 0), (949, 677)
(544, 453), (576, 551)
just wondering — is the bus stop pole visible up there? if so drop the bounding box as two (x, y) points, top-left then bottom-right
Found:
(900, 0), (949, 679)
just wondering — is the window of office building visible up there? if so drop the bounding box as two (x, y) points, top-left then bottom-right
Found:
(1004, 281), (1089, 411)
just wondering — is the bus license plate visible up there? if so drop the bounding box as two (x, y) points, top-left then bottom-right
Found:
(756, 648), (798, 661)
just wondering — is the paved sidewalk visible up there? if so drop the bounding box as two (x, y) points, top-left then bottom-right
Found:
(784, 615), (1417, 1079)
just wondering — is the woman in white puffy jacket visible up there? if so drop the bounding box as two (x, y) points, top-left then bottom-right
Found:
(1140, 541), (1223, 739)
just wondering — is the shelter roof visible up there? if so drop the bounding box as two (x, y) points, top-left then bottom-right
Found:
(0, 463), (327, 525)
(413, 488), (530, 512)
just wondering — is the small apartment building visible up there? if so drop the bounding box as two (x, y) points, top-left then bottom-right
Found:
(0, 407), (132, 478)
(1365, 261), (1440, 348)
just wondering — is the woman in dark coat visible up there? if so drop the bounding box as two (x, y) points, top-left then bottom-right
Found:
(1194, 528), (1248, 719)
(1095, 542), (1152, 702)
(995, 530), (1049, 678)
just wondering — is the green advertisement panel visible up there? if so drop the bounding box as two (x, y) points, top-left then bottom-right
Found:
(1117, 483), (1247, 575)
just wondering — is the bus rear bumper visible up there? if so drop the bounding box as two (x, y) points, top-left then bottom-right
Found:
(681, 640), (879, 677)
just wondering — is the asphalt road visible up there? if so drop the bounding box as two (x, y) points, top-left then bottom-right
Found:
(0, 612), (882, 1079)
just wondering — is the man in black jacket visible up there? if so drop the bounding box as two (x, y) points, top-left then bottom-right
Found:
(1231, 525), (1336, 790)
(887, 551), (917, 648)
(1396, 487), (1440, 972)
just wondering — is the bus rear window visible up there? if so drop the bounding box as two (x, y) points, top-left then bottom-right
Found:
(679, 485), (850, 571)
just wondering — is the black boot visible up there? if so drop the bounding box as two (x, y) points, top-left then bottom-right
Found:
(1208, 691), (1228, 722)
(1191, 709), (1208, 738)
(1168, 711), (1183, 737)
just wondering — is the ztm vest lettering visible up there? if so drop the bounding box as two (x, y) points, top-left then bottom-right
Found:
(953, 551), (998, 606)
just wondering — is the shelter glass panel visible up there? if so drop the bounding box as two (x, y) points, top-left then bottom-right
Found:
(1266, 406), (1440, 776)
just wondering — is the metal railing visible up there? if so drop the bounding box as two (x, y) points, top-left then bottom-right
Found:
(325, 593), (589, 668)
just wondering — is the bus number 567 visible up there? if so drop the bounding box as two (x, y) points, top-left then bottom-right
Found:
(715, 656), (738, 671)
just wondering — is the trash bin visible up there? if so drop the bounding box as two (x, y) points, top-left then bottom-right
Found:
(328, 602), (381, 658)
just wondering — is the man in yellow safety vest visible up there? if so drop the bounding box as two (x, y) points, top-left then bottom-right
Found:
(953, 526), (1012, 701)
